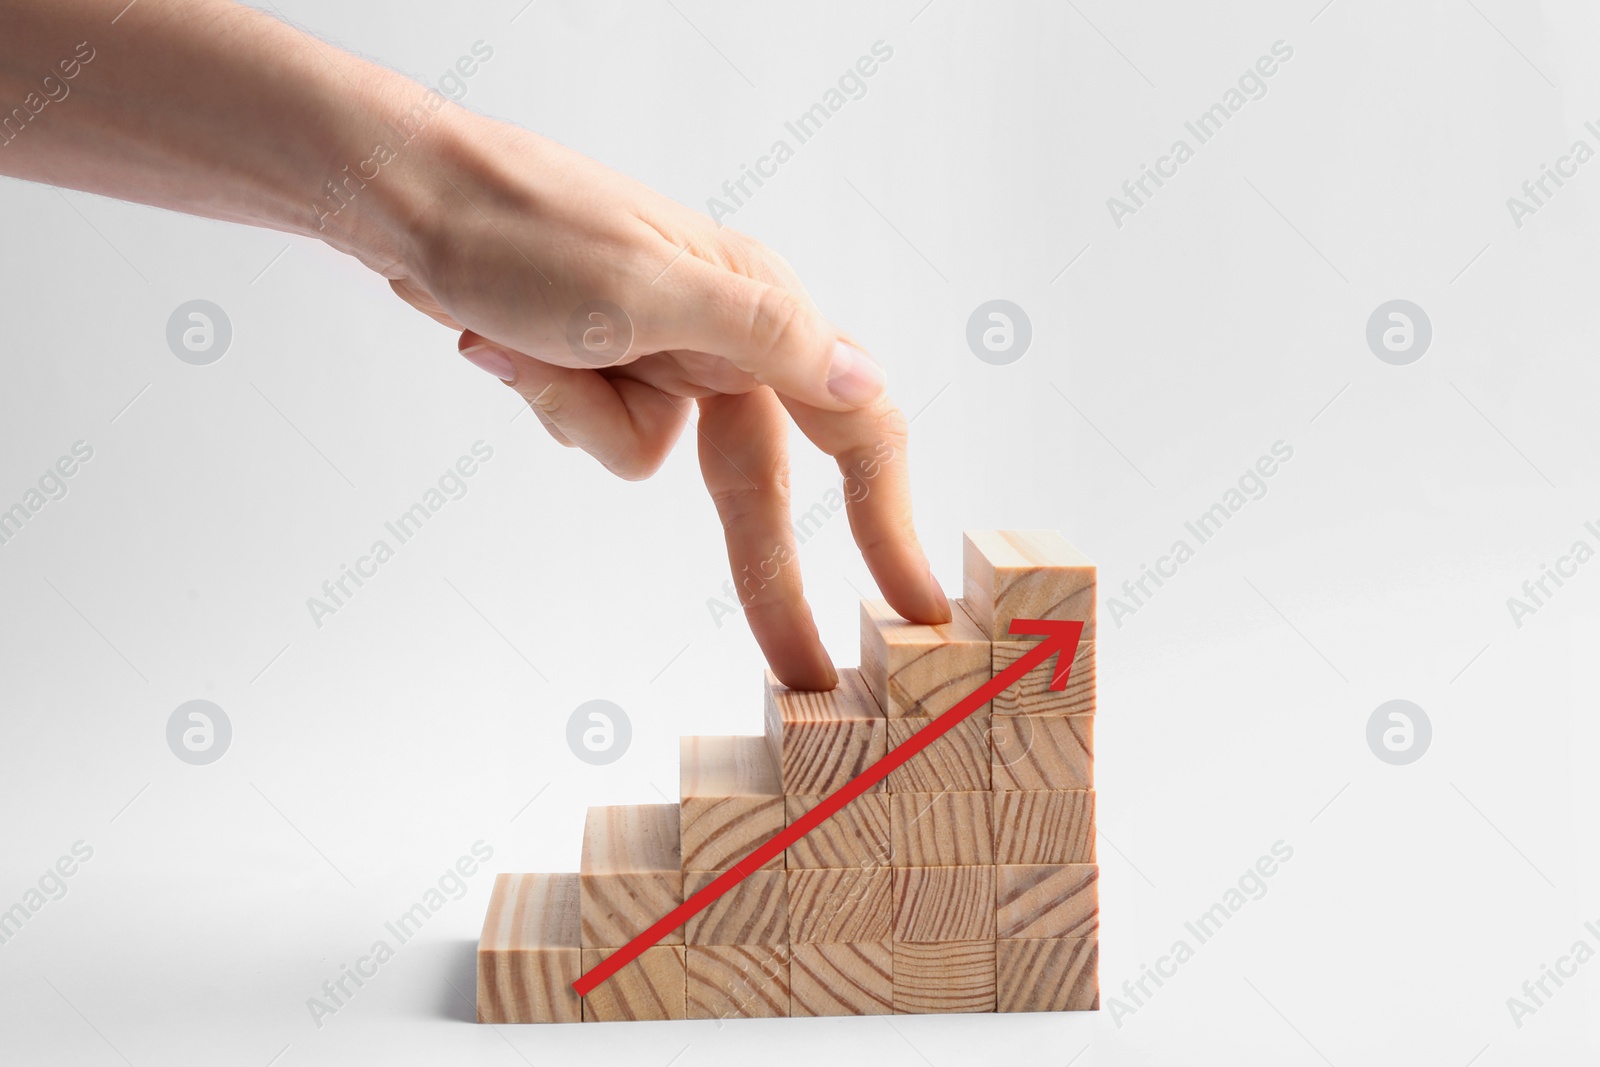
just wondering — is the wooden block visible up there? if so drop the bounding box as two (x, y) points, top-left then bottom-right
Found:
(764, 668), (886, 795)
(684, 869), (787, 946)
(892, 940), (995, 1014)
(888, 791), (992, 867)
(580, 946), (686, 1021)
(579, 804), (683, 948)
(962, 530), (1096, 640)
(993, 790), (1096, 865)
(996, 863), (1099, 939)
(789, 941), (892, 1016)
(992, 638), (1095, 717)
(859, 598), (991, 719)
(784, 793), (891, 869)
(787, 867), (893, 942)
(996, 938), (1099, 1013)
(892, 865), (995, 941)
(476, 873), (582, 1024)
(992, 714), (1093, 790)
(679, 735), (783, 872)
(885, 713), (991, 792)
(687, 945), (790, 1019)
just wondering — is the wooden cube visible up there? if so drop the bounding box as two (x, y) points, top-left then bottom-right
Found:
(892, 940), (996, 1014)
(784, 793), (891, 869)
(687, 945), (790, 1019)
(764, 668), (886, 795)
(477, 873), (582, 1024)
(962, 530), (1096, 640)
(580, 946), (686, 1021)
(992, 714), (1093, 790)
(889, 791), (992, 867)
(684, 869), (787, 946)
(787, 867), (893, 943)
(993, 790), (1096, 865)
(997, 938), (1098, 1013)
(679, 735), (783, 872)
(579, 804), (683, 948)
(892, 865), (995, 942)
(789, 941), (892, 1016)
(992, 638), (1095, 717)
(884, 713), (991, 792)
(859, 598), (991, 719)
(996, 863), (1099, 939)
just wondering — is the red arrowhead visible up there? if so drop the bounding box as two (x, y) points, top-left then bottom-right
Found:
(1005, 618), (1085, 690)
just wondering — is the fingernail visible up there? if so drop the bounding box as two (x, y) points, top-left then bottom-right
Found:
(460, 343), (516, 383)
(827, 341), (887, 406)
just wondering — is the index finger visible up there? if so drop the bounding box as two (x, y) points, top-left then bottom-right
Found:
(782, 394), (951, 627)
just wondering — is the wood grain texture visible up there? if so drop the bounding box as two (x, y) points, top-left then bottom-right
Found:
(962, 530), (1096, 640)
(996, 937), (1099, 1013)
(992, 714), (1093, 791)
(892, 865), (996, 942)
(996, 863), (1099, 939)
(784, 793), (891, 869)
(580, 946), (686, 1022)
(889, 791), (993, 867)
(684, 869), (787, 946)
(892, 940), (996, 1014)
(884, 713), (991, 792)
(687, 945), (790, 1019)
(992, 790), (1096, 865)
(477, 873), (582, 1024)
(679, 736), (783, 872)
(789, 941), (892, 1016)
(764, 668), (886, 795)
(579, 804), (683, 948)
(859, 598), (991, 719)
(787, 866), (893, 943)
(992, 639), (1095, 717)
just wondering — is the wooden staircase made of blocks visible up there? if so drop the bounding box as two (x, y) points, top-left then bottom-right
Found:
(477, 530), (1098, 1022)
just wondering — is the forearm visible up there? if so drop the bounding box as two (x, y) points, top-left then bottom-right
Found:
(0, 0), (451, 272)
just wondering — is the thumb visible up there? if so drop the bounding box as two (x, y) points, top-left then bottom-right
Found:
(661, 256), (888, 412)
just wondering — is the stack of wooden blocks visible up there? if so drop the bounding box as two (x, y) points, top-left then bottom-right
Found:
(477, 530), (1097, 1023)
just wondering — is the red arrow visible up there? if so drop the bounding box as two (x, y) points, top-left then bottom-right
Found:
(572, 617), (1085, 996)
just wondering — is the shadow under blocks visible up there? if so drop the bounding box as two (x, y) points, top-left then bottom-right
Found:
(475, 530), (1098, 1022)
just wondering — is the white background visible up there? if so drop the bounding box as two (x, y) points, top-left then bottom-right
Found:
(2, 0), (1597, 1064)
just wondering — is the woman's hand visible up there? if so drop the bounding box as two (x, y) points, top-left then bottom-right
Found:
(380, 117), (950, 688)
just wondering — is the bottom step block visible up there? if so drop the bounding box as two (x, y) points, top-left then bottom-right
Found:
(996, 938), (1098, 1012)
(477, 873), (582, 1024)
(790, 941), (892, 1016)
(581, 946), (687, 1022)
(892, 940), (996, 1014)
(687, 945), (791, 1019)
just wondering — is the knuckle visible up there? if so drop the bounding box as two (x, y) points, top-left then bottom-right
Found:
(746, 286), (808, 366)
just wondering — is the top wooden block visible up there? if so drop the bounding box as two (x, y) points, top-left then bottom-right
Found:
(963, 530), (1096, 640)
(859, 598), (992, 719)
(764, 668), (887, 795)
(581, 804), (682, 876)
(679, 735), (782, 799)
(481, 872), (581, 952)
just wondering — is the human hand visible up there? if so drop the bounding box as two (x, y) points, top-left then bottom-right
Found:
(373, 115), (950, 689)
